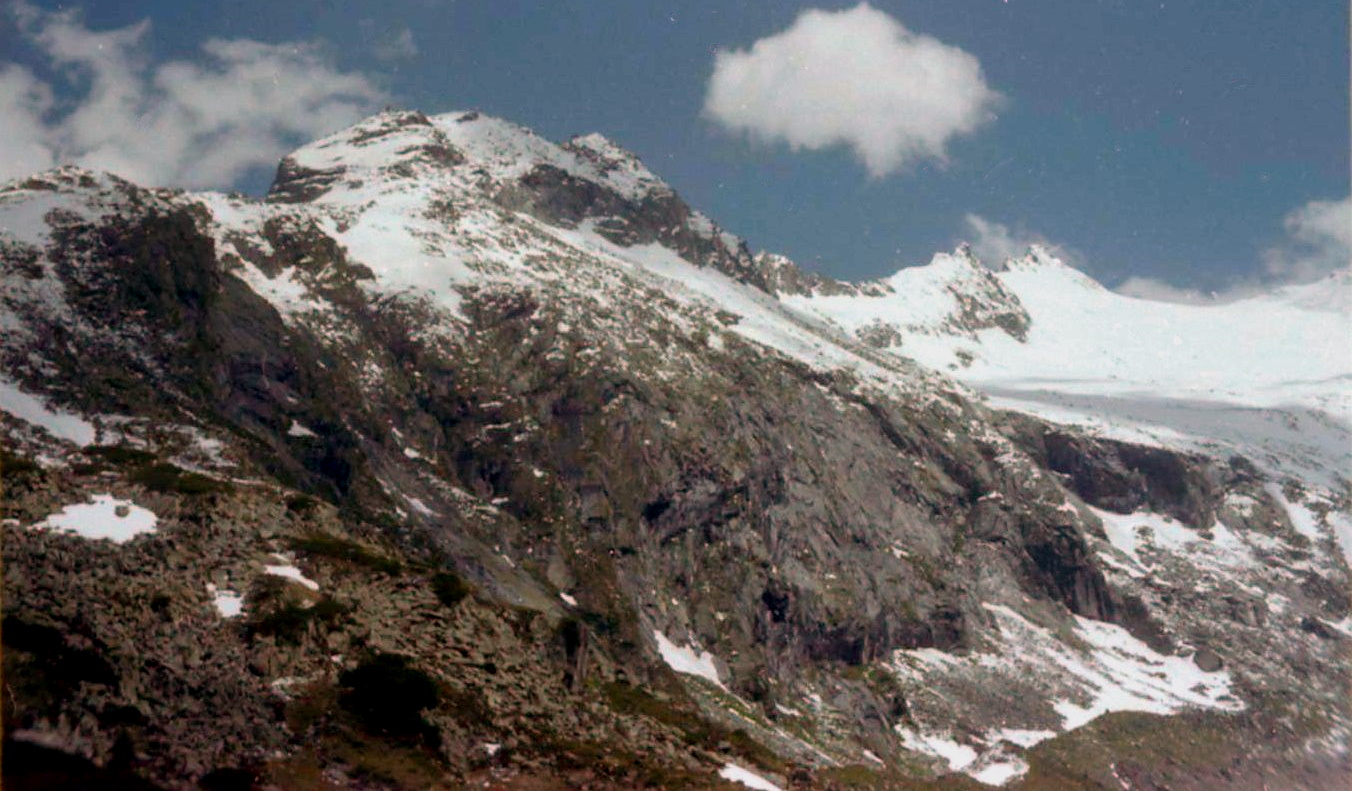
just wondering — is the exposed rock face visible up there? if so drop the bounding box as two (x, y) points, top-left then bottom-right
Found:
(1001, 413), (1223, 528)
(1, 111), (1348, 790)
(268, 156), (347, 204)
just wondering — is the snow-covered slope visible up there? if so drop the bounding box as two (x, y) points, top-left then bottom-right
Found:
(781, 245), (1028, 342)
(790, 245), (1352, 489)
(200, 110), (935, 395)
(2, 108), (1349, 789)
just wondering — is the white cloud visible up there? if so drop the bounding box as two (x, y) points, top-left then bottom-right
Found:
(961, 214), (1071, 267)
(1116, 197), (1351, 304)
(1114, 277), (1222, 305)
(962, 213), (1238, 304)
(1113, 276), (1283, 306)
(1263, 196), (1352, 284)
(0, 3), (385, 188)
(703, 3), (1002, 177)
(0, 65), (56, 178)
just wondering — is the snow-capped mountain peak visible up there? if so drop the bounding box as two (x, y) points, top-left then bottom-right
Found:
(560, 131), (672, 199)
(273, 109), (679, 207)
(998, 244), (1104, 292)
(2, 105), (1349, 791)
(780, 246), (1031, 349)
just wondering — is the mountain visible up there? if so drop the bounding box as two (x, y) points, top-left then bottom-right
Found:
(788, 245), (1352, 488)
(1, 109), (1348, 791)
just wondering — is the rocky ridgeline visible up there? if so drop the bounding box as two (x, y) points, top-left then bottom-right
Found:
(1, 110), (1348, 790)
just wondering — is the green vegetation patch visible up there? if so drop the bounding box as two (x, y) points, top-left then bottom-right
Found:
(1016, 709), (1250, 790)
(131, 462), (232, 495)
(339, 653), (439, 737)
(431, 570), (472, 608)
(542, 737), (715, 789)
(602, 681), (783, 773)
(86, 444), (157, 466)
(245, 576), (348, 645)
(819, 765), (986, 790)
(0, 447), (42, 480)
(248, 597), (348, 645)
(290, 533), (402, 575)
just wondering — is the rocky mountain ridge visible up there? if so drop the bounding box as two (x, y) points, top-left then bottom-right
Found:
(1, 109), (1348, 791)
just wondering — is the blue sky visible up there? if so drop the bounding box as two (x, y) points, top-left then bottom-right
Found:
(1, 0), (1347, 293)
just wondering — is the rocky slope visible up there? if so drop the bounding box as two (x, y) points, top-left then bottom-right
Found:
(1, 109), (1348, 791)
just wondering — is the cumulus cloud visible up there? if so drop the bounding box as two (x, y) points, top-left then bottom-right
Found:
(1263, 196), (1352, 283)
(703, 3), (1002, 177)
(961, 214), (1070, 267)
(0, 3), (385, 188)
(0, 65), (55, 177)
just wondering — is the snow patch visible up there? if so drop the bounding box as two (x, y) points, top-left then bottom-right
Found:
(989, 728), (1057, 748)
(972, 758), (1028, 786)
(890, 603), (1239, 784)
(652, 629), (724, 689)
(0, 379), (96, 445)
(1091, 506), (1259, 575)
(34, 494), (157, 543)
(206, 584), (244, 618)
(287, 420), (317, 438)
(897, 728), (977, 770)
(264, 559), (320, 591)
(718, 763), (783, 791)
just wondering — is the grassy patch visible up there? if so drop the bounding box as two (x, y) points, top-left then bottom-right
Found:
(246, 579), (348, 645)
(131, 462), (232, 495)
(602, 681), (783, 772)
(0, 447), (41, 479)
(431, 571), (472, 608)
(285, 681), (339, 735)
(543, 737), (714, 789)
(290, 534), (402, 575)
(286, 493), (320, 514)
(339, 653), (439, 737)
(263, 752), (342, 791)
(819, 765), (985, 790)
(86, 444), (157, 467)
(328, 735), (445, 789)
(1015, 709), (1246, 790)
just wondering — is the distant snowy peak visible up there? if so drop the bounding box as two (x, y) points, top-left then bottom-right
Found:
(994, 243), (1074, 272)
(749, 251), (890, 299)
(996, 245), (1106, 293)
(268, 110), (459, 203)
(779, 245), (1031, 350)
(1267, 267), (1352, 314)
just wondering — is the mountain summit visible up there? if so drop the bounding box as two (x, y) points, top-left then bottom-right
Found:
(2, 109), (1349, 790)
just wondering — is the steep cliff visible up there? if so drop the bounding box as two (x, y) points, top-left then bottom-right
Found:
(2, 110), (1347, 791)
